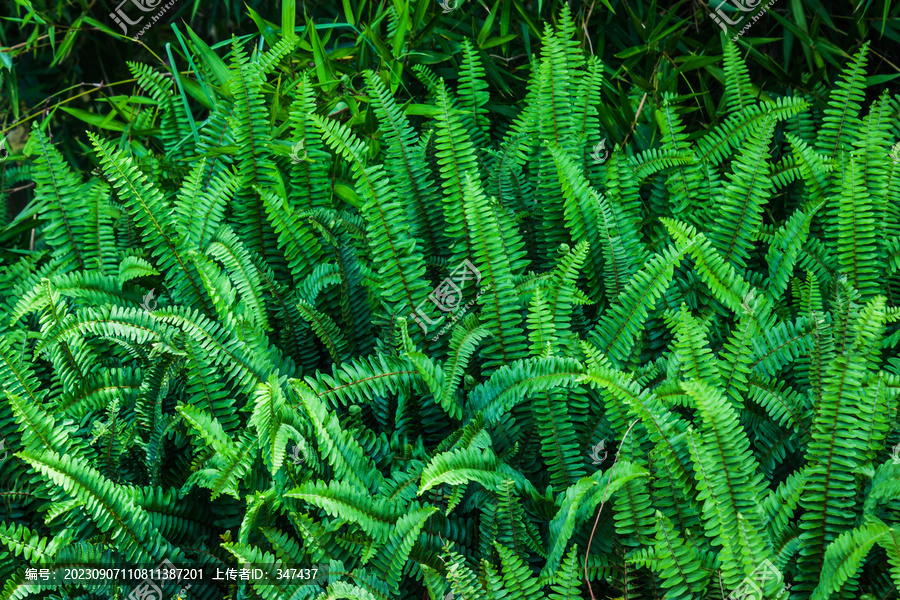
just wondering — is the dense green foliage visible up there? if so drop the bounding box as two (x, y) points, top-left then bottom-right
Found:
(4, 4), (900, 600)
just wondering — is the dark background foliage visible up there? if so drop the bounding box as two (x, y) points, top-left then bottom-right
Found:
(2, 0), (899, 158)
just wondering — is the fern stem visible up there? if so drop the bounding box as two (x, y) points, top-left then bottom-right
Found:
(584, 418), (640, 599)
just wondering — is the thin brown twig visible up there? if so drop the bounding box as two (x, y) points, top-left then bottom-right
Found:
(0, 80), (137, 137)
(583, 0), (596, 55)
(1, 24), (109, 53)
(621, 91), (648, 148)
(869, 48), (900, 75)
(488, 53), (529, 63)
(0, 182), (36, 195)
(3, 27), (171, 136)
(584, 418), (640, 600)
(2, 33), (54, 52)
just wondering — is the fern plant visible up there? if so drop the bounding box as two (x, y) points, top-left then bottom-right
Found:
(3, 6), (900, 600)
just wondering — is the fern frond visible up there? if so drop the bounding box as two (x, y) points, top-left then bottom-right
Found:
(88, 133), (213, 314)
(227, 37), (284, 270)
(707, 114), (776, 271)
(590, 236), (694, 366)
(17, 449), (174, 562)
(815, 42), (870, 162)
(456, 40), (491, 151)
(811, 522), (889, 600)
(311, 114), (433, 329)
